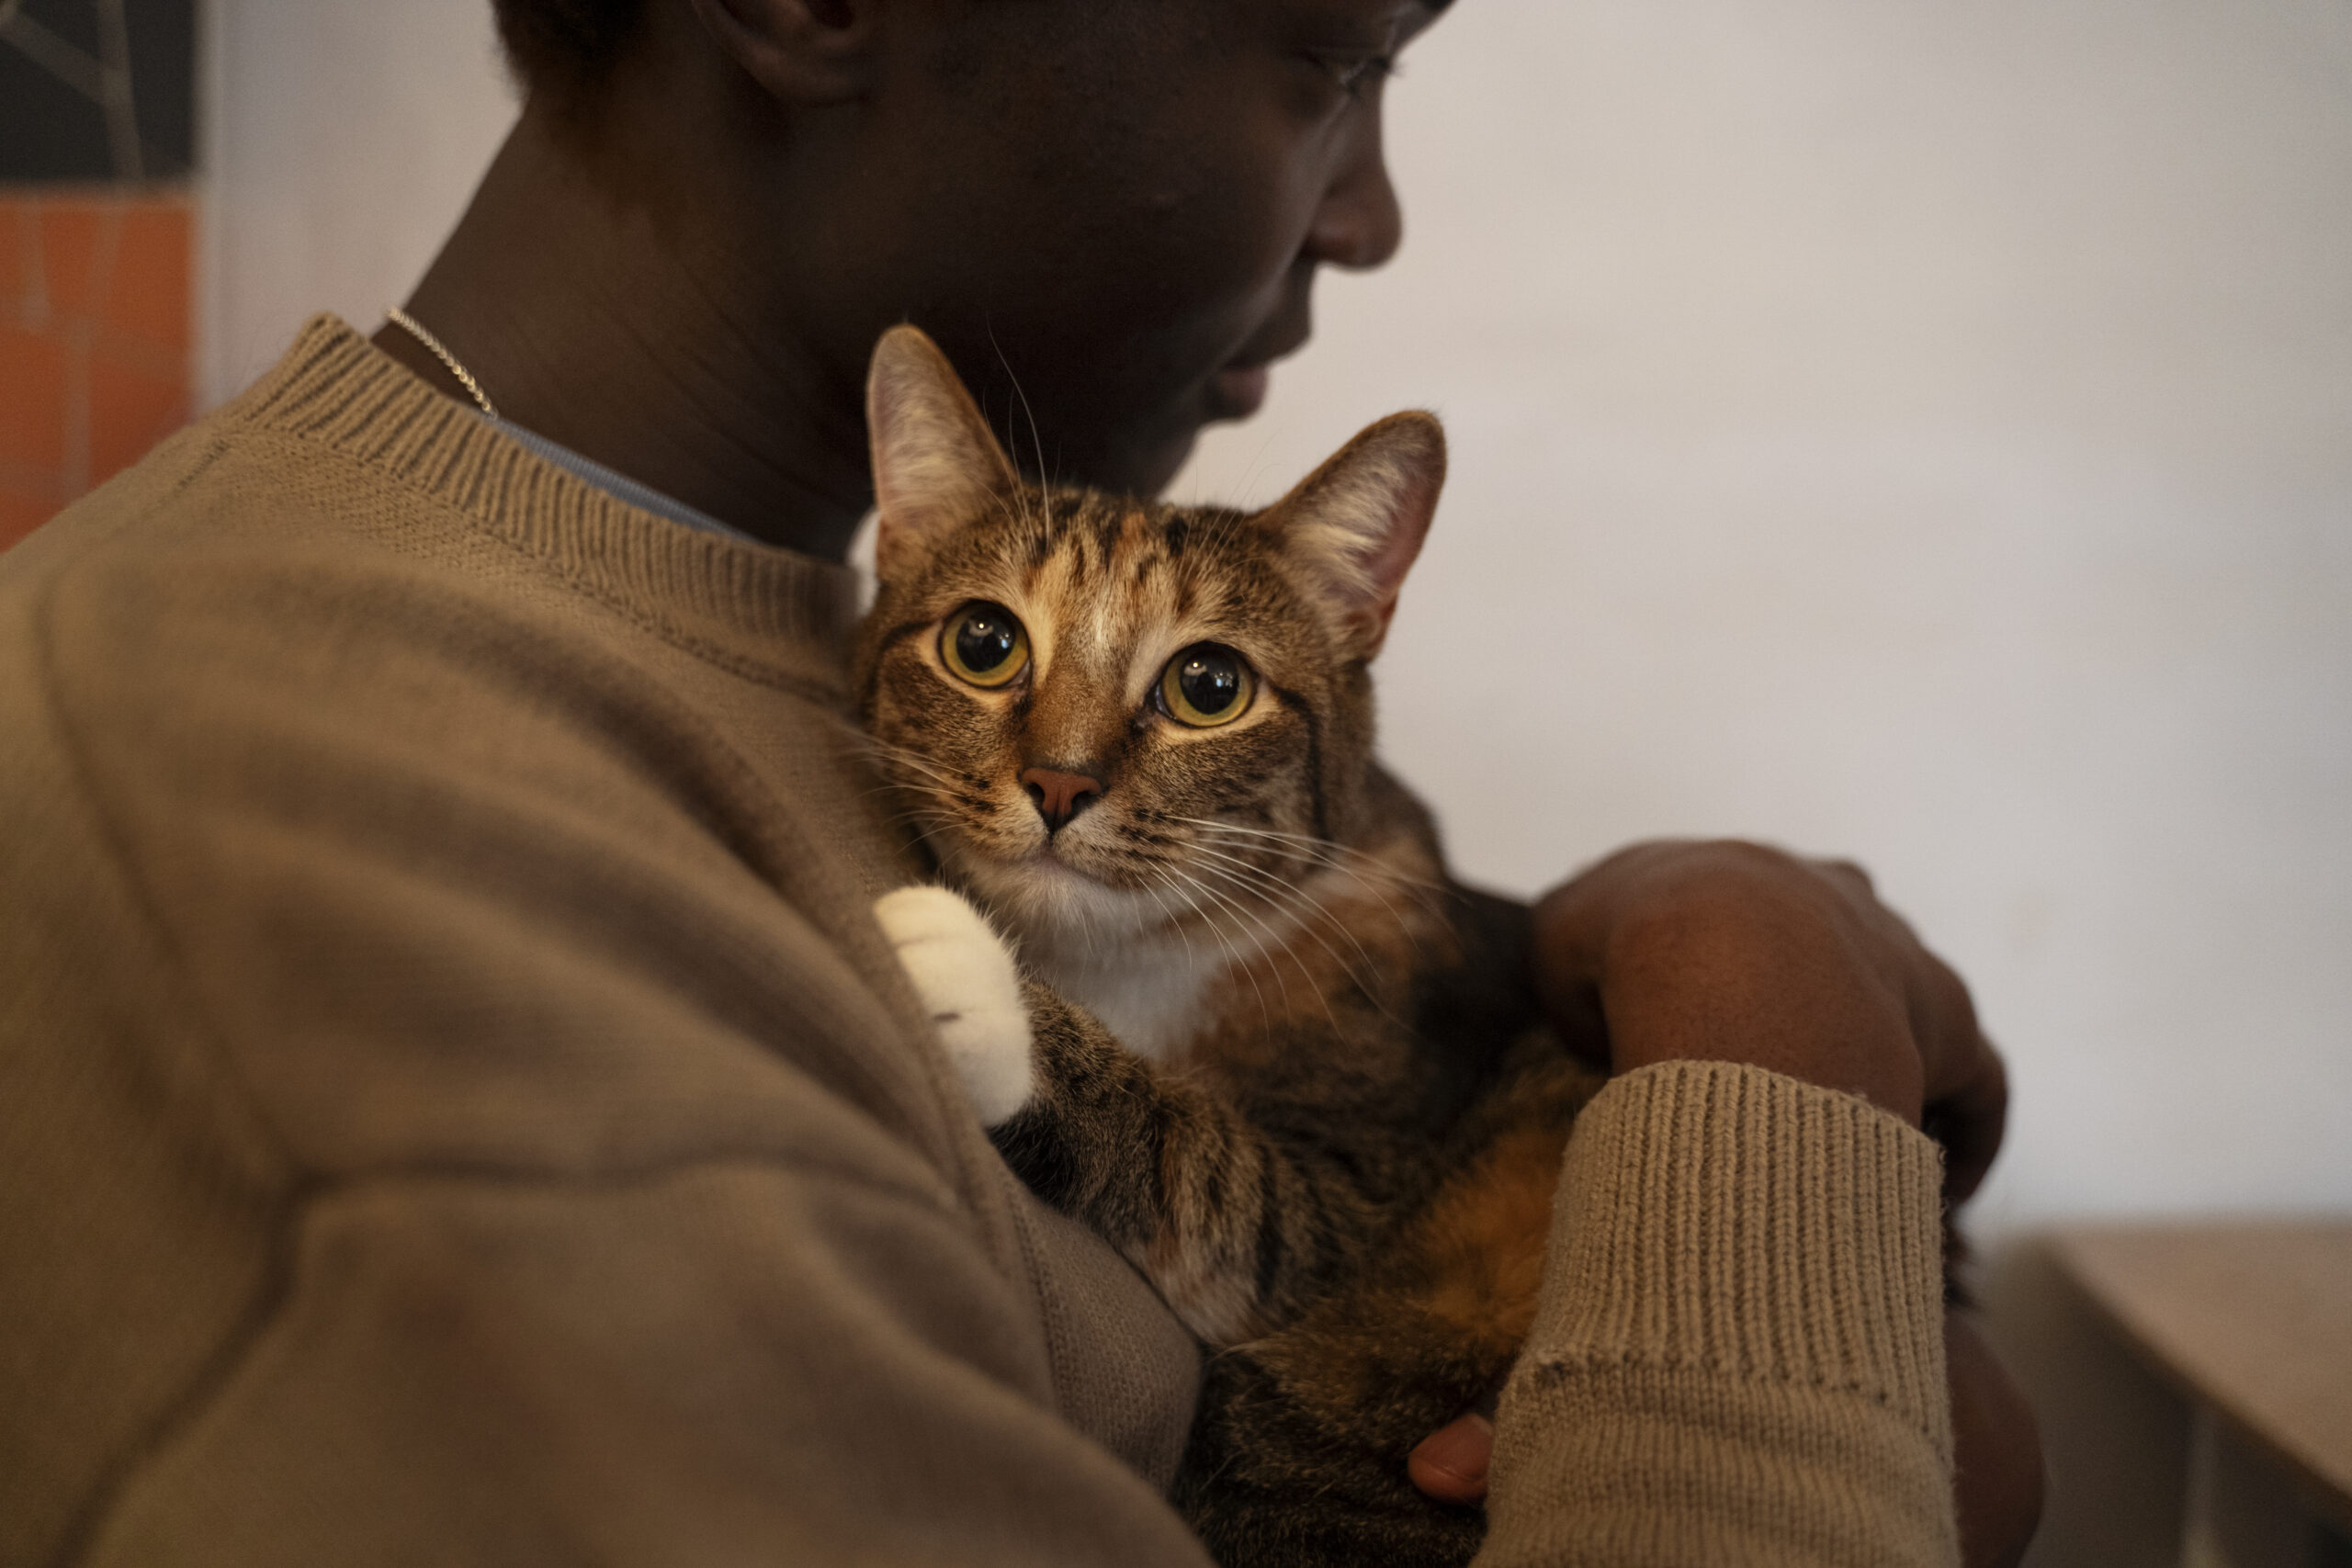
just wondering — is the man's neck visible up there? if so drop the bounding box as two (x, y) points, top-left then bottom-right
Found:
(368, 105), (872, 561)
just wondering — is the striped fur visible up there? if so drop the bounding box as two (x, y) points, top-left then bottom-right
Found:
(852, 328), (1605, 1563)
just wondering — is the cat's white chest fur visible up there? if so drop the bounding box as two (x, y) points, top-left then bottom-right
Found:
(1035, 942), (1218, 1062)
(1022, 912), (1286, 1062)
(874, 883), (1237, 1129)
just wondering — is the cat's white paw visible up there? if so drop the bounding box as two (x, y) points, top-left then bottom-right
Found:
(874, 886), (1034, 1127)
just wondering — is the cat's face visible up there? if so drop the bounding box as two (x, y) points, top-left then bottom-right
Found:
(862, 493), (1353, 942)
(852, 327), (1444, 949)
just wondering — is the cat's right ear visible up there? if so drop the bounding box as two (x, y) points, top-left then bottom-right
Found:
(867, 325), (1020, 581)
(1265, 411), (1447, 661)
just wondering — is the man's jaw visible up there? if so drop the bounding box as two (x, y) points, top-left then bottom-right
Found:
(1206, 361), (1272, 422)
(1204, 286), (1314, 424)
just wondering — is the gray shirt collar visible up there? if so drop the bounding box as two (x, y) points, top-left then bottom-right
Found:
(495, 420), (763, 547)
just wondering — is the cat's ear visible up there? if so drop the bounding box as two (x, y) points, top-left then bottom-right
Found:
(867, 325), (1020, 581)
(1264, 412), (1445, 660)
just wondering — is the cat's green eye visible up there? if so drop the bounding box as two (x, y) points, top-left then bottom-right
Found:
(941, 603), (1030, 688)
(1159, 644), (1254, 728)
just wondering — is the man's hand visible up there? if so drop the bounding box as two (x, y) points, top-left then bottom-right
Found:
(1532, 842), (2039, 1558)
(1406, 840), (2041, 1562)
(1527, 840), (2007, 1201)
(1408, 1312), (2045, 1567)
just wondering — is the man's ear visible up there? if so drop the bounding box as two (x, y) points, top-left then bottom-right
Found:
(1264, 412), (1446, 661)
(867, 324), (1021, 581)
(684, 0), (876, 103)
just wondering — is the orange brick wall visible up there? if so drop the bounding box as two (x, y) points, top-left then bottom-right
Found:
(1, 192), (193, 551)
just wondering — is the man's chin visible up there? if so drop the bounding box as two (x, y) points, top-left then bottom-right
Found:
(1204, 363), (1270, 422)
(1088, 423), (1202, 501)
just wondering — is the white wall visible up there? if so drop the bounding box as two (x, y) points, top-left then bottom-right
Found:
(198, 0), (516, 405)
(1167, 11), (2352, 1557)
(204, 3), (2352, 1560)
(1174, 0), (2352, 1240)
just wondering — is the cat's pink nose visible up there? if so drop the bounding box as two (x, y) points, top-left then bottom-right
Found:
(1020, 768), (1102, 833)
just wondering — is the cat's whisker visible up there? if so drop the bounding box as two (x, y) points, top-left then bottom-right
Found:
(1181, 818), (1450, 900)
(1167, 841), (1283, 900)
(856, 780), (977, 827)
(1164, 814), (1430, 878)
(1176, 837), (1375, 926)
(1164, 863), (1270, 969)
(893, 802), (956, 842)
(1201, 829), (1446, 930)
(1186, 860), (1329, 970)
(1136, 877), (1202, 976)
(883, 813), (955, 863)
(852, 735), (945, 767)
(1168, 865), (1301, 1027)
(859, 744), (971, 789)
(1171, 864), (1323, 1031)
(862, 754), (969, 797)
(859, 779), (964, 810)
(1186, 860), (1371, 1033)
(1155, 867), (1273, 1032)
(1174, 814), (1394, 863)
(987, 327), (1056, 508)
(1177, 844), (1346, 939)
(1182, 823), (1441, 948)
(1081, 882), (1108, 966)
(1188, 855), (1397, 1016)
(1125, 816), (1422, 989)
(857, 736), (975, 777)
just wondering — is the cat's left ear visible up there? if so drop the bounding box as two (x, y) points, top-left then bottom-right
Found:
(1264, 412), (1446, 660)
(867, 324), (1020, 581)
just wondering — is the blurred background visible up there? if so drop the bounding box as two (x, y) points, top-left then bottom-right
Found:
(6, 0), (2348, 1560)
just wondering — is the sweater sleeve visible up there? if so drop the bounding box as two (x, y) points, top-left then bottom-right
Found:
(1, 511), (1214, 1568)
(75, 1164), (1215, 1568)
(1476, 1060), (1962, 1568)
(3, 686), (1218, 1568)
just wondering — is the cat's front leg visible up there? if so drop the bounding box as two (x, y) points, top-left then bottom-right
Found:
(874, 886), (1378, 1347)
(873, 886), (1034, 1126)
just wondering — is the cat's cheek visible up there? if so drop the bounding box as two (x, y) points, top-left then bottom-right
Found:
(873, 886), (1036, 1127)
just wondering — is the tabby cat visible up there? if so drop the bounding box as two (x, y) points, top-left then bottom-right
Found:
(854, 325), (1604, 1566)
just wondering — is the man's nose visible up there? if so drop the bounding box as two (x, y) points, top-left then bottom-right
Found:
(1303, 116), (1403, 272)
(1020, 767), (1103, 834)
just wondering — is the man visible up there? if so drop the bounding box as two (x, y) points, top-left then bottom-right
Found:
(0, 0), (2039, 1562)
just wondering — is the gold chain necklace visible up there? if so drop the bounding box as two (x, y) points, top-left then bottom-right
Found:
(386, 306), (501, 421)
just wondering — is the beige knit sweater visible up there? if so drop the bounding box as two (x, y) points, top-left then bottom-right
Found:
(0, 317), (1959, 1567)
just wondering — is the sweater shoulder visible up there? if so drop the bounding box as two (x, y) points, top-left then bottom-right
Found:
(0, 381), (945, 1195)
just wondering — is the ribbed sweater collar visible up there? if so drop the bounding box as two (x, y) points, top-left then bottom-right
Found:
(220, 314), (860, 699)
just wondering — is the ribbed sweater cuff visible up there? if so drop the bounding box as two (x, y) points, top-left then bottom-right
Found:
(1480, 1060), (1958, 1567)
(1539, 1058), (1949, 1432)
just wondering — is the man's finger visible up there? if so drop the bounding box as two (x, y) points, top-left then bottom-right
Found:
(1927, 1044), (2008, 1204)
(1408, 1412), (1494, 1505)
